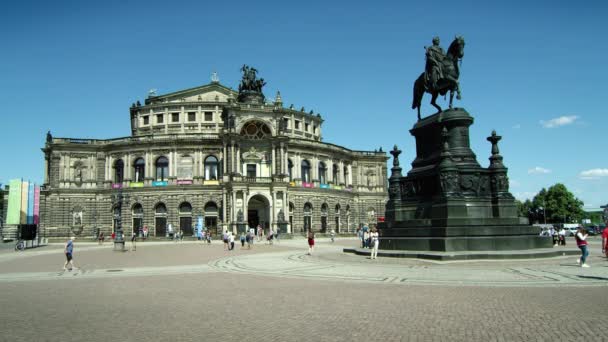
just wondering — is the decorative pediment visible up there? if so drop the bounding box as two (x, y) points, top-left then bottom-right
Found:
(242, 146), (264, 162)
(146, 83), (237, 105)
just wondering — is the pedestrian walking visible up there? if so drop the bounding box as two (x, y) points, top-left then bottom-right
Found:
(240, 232), (246, 247)
(111, 232), (116, 240)
(229, 231), (235, 251)
(363, 230), (370, 248)
(330, 229), (335, 243)
(307, 230), (315, 255)
(267, 229), (274, 245)
(575, 226), (590, 267)
(63, 236), (77, 271)
(98, 231), (104, 245)
(246, 231), (252, 249)
(257, 225), (263, 242)
(207, 231), (212, 244)
(143, 226), (149, 240)
(131, 232), (137, 251)
(275, 228), (280, 243)
(223, 231), (229, 250)
(370, 228), (379, 259)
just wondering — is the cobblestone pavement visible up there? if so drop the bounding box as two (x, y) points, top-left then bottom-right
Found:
(1, 238), (607, 341)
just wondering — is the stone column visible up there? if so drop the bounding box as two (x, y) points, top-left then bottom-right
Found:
(272, 191), (277, 229)
(271, 144), (276, 176)
(230, 143), (235, 174)
(222, 142), (227, 175)
(222, 191), (227, 229)
(231, 191), (237, 223)
(236, 144), (241, 175)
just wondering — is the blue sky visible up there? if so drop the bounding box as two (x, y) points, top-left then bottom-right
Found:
(1, 0), (606, 210)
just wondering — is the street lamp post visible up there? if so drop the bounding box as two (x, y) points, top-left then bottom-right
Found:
(113, 190), (126, 252)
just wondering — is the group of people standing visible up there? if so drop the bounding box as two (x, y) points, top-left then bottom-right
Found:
(357, 226), (380, 259)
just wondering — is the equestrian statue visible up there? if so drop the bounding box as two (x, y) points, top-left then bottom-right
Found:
(412, 36), (465, 120)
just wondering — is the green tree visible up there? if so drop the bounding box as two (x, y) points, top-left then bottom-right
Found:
(531, 183), (584, 223)
(516, 199), (532, 218)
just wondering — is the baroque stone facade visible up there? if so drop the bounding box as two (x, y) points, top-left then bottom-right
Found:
(36, 77), (388, 238)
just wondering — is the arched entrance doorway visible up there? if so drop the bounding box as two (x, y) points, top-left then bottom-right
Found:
(132, 203), (143, 235)
(204, 202), (219, 235)
(155, 203), (167, 237)
(179, 202), (193, 236)
(247, 194), (270, 233)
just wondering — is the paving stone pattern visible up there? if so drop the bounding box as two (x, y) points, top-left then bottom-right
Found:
(1, 238), (607, 342)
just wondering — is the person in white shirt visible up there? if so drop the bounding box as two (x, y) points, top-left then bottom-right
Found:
(370, 228), (380, 259)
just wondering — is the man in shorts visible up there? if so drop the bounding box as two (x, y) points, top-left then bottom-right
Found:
(63, 236), (76, 271)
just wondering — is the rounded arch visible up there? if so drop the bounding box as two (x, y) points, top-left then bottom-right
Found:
(321, 202), (328, 215)
(114, 159), (124, 183)
(204, 201), (219, 213)
(246, 192), (272, 206)
(238, 120), (274, 139)
(204, 155), (219, 180)
(318, 161), (327, 184)
(154, 202), (167, 215)
(301, 160), (311, 183)
(155, 156), (169, 181)
(179, 202), (193, 214)
(131, 203), (143, 215)
(335, 203), (341, 214)
(133, 157), (145, 182)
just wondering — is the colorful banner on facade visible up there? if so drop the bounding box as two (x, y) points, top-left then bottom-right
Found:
(177, 180), (193, 185)
(20, 181), (29, 224)
(27, 182), (34, 224)
(203, 180), (218, 185)
(6, 179), (22, 225)
(33, 186), (40, 225)
(302, 182), (313, 188)
(152, 181), (168, 187)
(112, 183), (123, 189)
(319, 184), (330, 189)
(129, 182), (144, 188)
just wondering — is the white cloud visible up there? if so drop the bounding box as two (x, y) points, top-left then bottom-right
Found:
(514, 191), (536, 201)
(512, 124), (521, 129)
(579, 168), (608, 180)
(540, 115), (579, 128)
(528, 166), (551, 174)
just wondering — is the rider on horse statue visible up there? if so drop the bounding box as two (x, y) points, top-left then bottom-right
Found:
(424, 36), (445, 92)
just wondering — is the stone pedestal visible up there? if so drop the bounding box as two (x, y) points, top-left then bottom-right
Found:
(379, 108), (551, 252)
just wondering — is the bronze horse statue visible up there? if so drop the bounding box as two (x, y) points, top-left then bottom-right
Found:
(412, 36), (465, 120)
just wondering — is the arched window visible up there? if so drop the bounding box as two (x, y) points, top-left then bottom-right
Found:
(288, 159), (294, 181)
(155, 156), (169, 181)
(179, 202), (192, 214)
(132, 203), (144, 235)
(132, 203), (143, 216)
(318, 162), (327, 184)
(154, 203), (168, 237)
(204, 202), (219, 234)
(204, 155), (219, 180)
(335, 204), (341, 232)
(320, 203), (328, 232)
(240, 121), (272, 139)
(155, 203), (167, 214)
(114, 159), (124, 183)
(303, 202), (313, 232)
(332, 164), (339, 184)
(301, 160), (311, 183)
(133, 158), (145, 182)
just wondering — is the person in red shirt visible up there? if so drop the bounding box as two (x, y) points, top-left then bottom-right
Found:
(602, 223), (608, 258)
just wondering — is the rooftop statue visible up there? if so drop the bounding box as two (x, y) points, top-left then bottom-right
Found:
(412, 36), (465, 120)
(238, 65), (266, 93)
